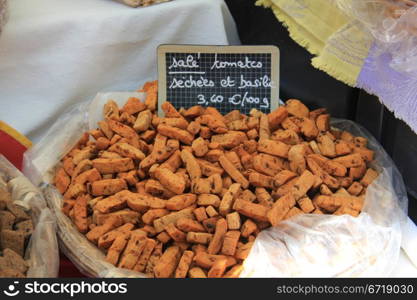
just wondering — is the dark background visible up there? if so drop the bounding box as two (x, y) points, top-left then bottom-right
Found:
(225, 0), (417, 222)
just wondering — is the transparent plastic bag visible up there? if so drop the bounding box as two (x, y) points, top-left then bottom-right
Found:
(24, 92), (147, 278)
(335, 0), (417, 73)
(241, 119), (408, 277)
(0, 155), (59, 277)
(23, 92), (408, 277)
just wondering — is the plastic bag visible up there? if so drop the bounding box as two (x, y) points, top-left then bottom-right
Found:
(241, 119), (408, 277)
(24, 92), (408, 277)
(24, 92), (147, 277)
(335, 0), (417, 73)
(0, 155), (59, 277)
(0, 0), (7, 37)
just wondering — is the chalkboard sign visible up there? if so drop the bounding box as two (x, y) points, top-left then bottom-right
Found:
(157, 45), (279, 115)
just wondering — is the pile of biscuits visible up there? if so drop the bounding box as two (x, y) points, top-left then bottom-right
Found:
(0, 177), (33, 278)
(53, 81), (378, 278)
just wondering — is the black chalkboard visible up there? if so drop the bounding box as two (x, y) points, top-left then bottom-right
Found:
(157, 45), (279, 115)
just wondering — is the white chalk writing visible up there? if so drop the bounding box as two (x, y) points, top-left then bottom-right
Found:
(228, 92), (269, 108)
(238, 75), (272, 89)
(220, 76), (235, 87)
(210, 54), (263, 70)
(197, 94), (224, 106)
(168, 55), (199, 69)
(169, 76), (215, 89)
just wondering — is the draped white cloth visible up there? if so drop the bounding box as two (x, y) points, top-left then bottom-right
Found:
(0, 0), (240, 142)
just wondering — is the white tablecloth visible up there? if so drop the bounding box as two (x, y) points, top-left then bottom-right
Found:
(0, 0), (240, 142)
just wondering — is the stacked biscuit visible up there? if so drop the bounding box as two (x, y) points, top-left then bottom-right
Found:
(0, 177), (32, 278)
(53, 81), (378, 278)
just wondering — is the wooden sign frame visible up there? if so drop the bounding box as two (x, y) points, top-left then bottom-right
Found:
(157, 44), (280, 116)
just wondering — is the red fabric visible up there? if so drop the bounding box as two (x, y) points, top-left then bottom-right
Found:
(0, 131), (27, 170)
(59, 254), (86, 277)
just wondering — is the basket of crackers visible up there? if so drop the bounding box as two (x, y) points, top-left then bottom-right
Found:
(0, 155), (59, 278)
(25, 81), (406, 277)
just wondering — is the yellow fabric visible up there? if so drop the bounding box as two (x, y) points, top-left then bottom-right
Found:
(256, 0), (372, 86)
(0, 121), (32, 149)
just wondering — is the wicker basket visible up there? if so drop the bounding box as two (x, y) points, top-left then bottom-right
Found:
(116, 0), (171, 7)
(0, 0), (7, 36)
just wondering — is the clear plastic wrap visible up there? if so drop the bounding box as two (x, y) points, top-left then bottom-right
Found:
(23, 93), (407, 277)
(335, 0), (417, 73)
(241, 119), (408, 277)
(0, 155), (59, 277)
